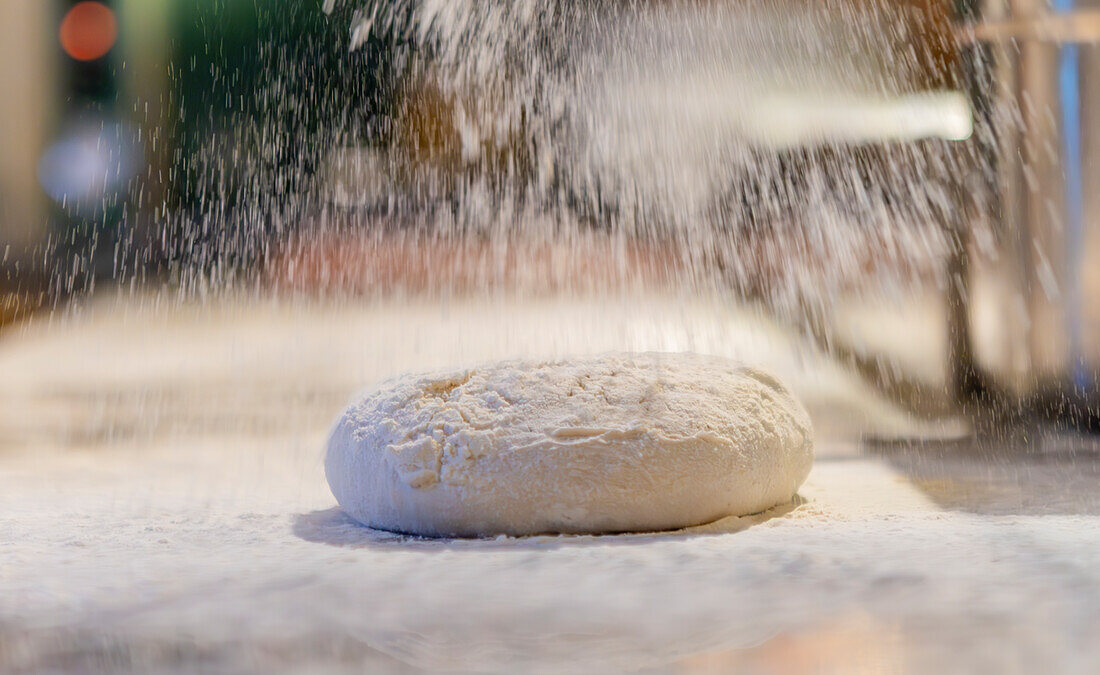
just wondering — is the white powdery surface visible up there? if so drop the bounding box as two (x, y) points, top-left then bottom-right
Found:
(1, 295), (1098, 673)
(3, 446), (1099, 674)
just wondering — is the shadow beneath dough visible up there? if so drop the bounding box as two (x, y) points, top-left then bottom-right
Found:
(292, 496), (806, 551)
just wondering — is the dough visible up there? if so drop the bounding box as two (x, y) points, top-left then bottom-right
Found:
(325, 352), (813, 537)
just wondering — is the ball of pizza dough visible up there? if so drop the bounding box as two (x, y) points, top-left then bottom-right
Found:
(326, 352), (813, 537)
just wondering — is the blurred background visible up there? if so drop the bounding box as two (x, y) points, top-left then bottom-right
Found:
(3, 0), (1100, 431)
(1, 0), (962, 295)
(1, 0), (975, 404)
(0, 0), (387, 310)
(0, 0), (1060, 413)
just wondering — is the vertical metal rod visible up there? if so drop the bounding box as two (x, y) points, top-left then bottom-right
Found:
(1053, 0), (1088, 390)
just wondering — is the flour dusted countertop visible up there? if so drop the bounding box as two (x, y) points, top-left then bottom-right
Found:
(1, 294), (1098, 673)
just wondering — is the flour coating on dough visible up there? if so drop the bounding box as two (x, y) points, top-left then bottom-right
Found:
(326, 352), (813, 537)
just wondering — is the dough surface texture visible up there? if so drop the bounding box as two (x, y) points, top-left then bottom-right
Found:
(326, 352), (814, 537)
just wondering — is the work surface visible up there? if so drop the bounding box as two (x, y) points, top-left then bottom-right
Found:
(2, 295), (1099, 673)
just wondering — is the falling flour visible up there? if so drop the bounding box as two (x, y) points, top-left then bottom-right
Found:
(325, 352), (814, 537)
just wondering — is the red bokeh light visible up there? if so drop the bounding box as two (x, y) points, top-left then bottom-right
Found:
(59, 2), (117, 62)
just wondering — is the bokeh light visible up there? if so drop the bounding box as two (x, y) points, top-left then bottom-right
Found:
(59, 2), (117, 62)
(37, 118), (139, 217)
